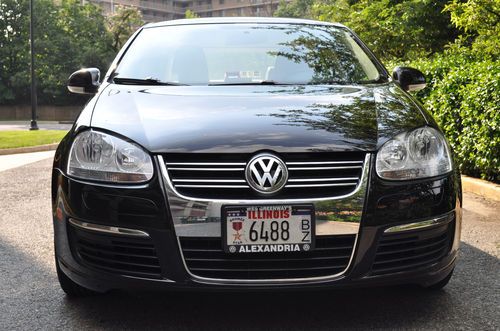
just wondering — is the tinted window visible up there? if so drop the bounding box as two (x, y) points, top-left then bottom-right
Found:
(115, 23), (383, 85)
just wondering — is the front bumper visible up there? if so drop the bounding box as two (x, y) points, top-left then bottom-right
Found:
(55, 213), (458, 292)
(52, 154), (462, 291)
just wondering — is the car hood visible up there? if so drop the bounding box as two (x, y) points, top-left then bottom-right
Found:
(89, 84), (428, 153)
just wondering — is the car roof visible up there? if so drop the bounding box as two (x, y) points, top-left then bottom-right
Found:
(144, 17), (346, 29)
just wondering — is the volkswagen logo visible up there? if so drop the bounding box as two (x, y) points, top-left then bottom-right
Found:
(245, 154), (288, 194)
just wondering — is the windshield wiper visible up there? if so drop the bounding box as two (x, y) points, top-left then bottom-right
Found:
(113, 77), (188, 86)
(209, 80), (279, 86)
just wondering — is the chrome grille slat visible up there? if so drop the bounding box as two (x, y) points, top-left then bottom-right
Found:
(286, 161), (363, 165)
(288, 166), (363, 170)
(176, 184), (250, 188)
(168, 167), (245, 171)
(288, 177), (359, 182)
(164, 152), (366, 200)
(173, 179), (247, 183)
(167, 162), (246, 166)
(285, 183), (358, 188)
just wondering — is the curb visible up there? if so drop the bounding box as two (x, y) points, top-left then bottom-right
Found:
(0, 143), (59, 156)
(462, 175), (500, 202)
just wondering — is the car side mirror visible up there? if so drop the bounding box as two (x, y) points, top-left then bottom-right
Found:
(392, 67), (426, 92)
(67, 68), (100, 94)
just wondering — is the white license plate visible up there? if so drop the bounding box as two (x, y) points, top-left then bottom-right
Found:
(223, 205), (314, 254)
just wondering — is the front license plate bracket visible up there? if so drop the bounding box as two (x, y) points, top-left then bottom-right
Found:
(222, 204), (315, 254)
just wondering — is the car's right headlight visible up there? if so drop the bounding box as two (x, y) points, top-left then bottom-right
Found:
(376, 126), (452, 180)
(67, 130), (153, 183)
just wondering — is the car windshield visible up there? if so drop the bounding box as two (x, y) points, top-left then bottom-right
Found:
(114, 23), (385, 86)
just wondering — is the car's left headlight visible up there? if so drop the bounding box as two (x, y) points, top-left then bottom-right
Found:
(67, 130), (153, 183)
(376, 126), (452, 180)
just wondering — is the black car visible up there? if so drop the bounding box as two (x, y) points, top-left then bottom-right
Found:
(52, 18), (461, 296)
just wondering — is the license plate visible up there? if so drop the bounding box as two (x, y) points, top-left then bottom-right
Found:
(222, 205), (314, 254)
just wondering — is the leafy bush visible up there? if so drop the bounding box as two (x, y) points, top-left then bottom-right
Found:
(275, 0), (500, 181)
(382, 0), (500, 183)
(391, 50), (500, 182)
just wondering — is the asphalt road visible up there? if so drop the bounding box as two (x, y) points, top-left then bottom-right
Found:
(0, 157), (499, 330)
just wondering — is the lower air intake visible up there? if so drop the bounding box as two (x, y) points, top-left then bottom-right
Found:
(179, 235), (356, 280)
(371, 220), (454, 276)
(68, 224), (162, 279)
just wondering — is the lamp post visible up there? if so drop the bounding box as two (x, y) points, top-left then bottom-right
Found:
(29, 0), (38, 131)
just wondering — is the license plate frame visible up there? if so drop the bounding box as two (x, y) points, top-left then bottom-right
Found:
(222, 204), (315, 254)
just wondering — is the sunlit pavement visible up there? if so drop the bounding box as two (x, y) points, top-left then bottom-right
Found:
(0, 151), (54, 172)
(0, 157), (498, 330)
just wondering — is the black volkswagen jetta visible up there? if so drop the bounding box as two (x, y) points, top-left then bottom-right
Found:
(52, 18), (461, 296)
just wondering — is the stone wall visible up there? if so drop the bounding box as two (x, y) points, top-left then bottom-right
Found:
(0, 105), (82, 121)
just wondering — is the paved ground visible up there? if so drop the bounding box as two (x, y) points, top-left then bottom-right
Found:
(0, 155), (498, 330)
(0, 151), (55, 172)
(0, 121), (72, 131)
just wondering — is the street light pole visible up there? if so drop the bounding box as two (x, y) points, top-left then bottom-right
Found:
(29, 0), (38, 131)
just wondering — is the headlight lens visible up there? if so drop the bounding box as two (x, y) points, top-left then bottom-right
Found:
(376, 127), (452, 180)
(68, 130), (153, 183)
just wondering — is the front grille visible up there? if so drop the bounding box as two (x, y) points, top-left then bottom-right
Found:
(68, 225), (162, 279)
(163, 152), (366, 199)
(179, 235), (356, 280)
(371, 220), (454, 276)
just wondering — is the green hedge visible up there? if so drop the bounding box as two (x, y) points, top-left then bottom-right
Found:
(394, 52), (499, 183)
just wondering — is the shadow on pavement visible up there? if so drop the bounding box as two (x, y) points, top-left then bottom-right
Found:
(53, 242), (499, 330)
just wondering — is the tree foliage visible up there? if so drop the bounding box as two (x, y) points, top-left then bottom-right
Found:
(276, 0), (459, 61)
(0, 0), (31, 103)
(108, 5), (144, 51)
(0, 0), (142, 105)
(185, 10), (200, 18)
(275, 0), (499, 181)
(46, 0), (115, 104)
(274, 0), (315, 18)
(405, 0), (500, 182)
(1, 0), (498, 180)
(445, 0), (500, 56)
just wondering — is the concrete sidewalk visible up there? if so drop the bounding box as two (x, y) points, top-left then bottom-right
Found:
(0, 121), (72, 131)
(0, 150), (55, 172)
